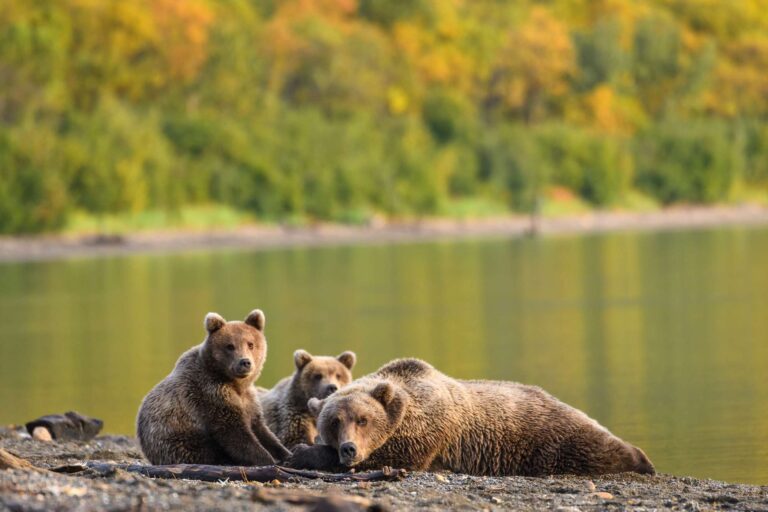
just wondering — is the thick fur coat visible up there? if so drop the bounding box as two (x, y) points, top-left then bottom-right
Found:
(288, 358), (655, 477)
(259, 350), (355, 448)
(137, 310), (291, 465)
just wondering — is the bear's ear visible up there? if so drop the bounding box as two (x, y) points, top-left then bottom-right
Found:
(294, 350), (313, 370)
(307, 397), (324, 417)
(336, 351), (356, 370)
(204, 312), (226, 333)
(370, 382), (395, 407)
(244, 309), (265, 332)
(371, 382), (407, 426)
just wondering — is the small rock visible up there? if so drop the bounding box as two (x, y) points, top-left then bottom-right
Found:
(435, 474), (448, 483)
(586, 480), (596, 492)
(592, 492), (614, 500)
(490, 496), (502, 504)
(32, 427), (52, 442)
(269, 479), (280, 486)
(555, 507), (582, 512)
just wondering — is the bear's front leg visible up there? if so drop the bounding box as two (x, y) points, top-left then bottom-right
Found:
(285, 443), (347, 472)
(210, 417), (276, 466)
(252, 418), (292, 462)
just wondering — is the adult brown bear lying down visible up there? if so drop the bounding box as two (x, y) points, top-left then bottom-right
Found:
(287, 358), (655, 477)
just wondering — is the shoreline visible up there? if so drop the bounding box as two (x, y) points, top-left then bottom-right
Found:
(1, 430), (766, 511)
(2, 204), (768, 263)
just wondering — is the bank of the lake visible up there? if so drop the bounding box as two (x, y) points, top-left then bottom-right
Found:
(1, 429), (766, 511)
(2, 204), (768, 263)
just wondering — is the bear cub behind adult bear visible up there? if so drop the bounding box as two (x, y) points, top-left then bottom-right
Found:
(259, 350), (356, 448)
(290, 358), (655, 477)
(137, 309), (291, 465)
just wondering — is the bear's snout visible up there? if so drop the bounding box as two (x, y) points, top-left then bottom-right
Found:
(339, 441), (357, 465)
(322, 384), (338, 397)
(235, 357), (252, 375)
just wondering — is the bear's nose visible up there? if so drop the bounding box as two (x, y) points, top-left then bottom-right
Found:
(340, 442), (356, 459)
(325, 384), (338, 395)
(238, 358), (252, 370)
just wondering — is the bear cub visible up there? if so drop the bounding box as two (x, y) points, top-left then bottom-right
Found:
(259, 350), (356, 448)
(137, 309), (291, 465)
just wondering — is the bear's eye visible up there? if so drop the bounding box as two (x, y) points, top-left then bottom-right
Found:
(313, 374), (323, 381)
(331, 418), (340, 429)
(336, 374), (341, 380)
(226, 344), (235, 351)
(247, 342), (254, 350)
(357, 418), (367, 427)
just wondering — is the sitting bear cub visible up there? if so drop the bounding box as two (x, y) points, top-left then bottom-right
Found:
(289, 358), (655, 477)
(137, 310), (290, 465)
(259, 350), (356, 448)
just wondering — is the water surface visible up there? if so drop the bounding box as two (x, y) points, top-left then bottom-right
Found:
(1, 227), (767, 484)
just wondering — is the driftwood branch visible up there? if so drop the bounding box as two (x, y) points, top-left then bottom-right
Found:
(0, 448), (42, 471)
(52, 462), (406, 484)
(251, 488), (385, 510)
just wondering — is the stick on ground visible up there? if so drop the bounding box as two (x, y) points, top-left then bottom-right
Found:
(52, 462), (407, 483)
(0, 448), (41, 471)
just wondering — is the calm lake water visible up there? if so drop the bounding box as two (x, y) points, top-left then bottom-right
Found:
(1, 227), (767, 484)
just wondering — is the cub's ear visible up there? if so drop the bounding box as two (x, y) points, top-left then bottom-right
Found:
(370, 382), (407, 425)
(204, 312), (226, 333)
(294, 349), (313, 370)
(244, 309), (265, 332)
(336, 351), (356, 370)
(307, 397), (324, 417)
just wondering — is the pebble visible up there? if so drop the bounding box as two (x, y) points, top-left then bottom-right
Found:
(555, 507), (582, 512)
(592, 491), (614, 500)
(435, 474), (448, 483)
(586, 480), (596, 492)
(490, 496), (502, 504)
(32, 427), (52, 442)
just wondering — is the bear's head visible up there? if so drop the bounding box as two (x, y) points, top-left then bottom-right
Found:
(292, 350), (356, 404)
(200, 309), (267, 384)
(308, 380), (408, 467)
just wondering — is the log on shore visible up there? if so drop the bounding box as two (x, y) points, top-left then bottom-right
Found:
(52, 462), (407, 484)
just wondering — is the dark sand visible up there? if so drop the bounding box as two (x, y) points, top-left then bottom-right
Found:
(1, 428), (766, 511)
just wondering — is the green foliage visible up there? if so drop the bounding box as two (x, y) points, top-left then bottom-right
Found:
(573, 17), (627, 90)
(0, 0), (767, 234)
(636, 120), (741, 204)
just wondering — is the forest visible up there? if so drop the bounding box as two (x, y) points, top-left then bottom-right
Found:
(1, 0), (768, 233)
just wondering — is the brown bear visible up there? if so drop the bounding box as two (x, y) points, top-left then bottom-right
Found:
(136, 310), (291, 465)
(288, 358), (655, 477)
(259, 350), (356, 448)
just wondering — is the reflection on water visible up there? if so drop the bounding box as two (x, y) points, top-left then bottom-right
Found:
(1, 227), (767, 484)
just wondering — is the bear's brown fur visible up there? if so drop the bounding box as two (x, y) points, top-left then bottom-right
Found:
(136, 310), (291, 465)
(288, 358), (655, 477)
(259, 350), (356, 448)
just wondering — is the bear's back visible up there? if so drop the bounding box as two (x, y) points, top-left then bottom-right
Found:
(137, 348), (205, 444)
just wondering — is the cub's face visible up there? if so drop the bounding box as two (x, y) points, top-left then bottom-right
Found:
(203, 310), (267, 382)
(309, 381), (407, 467)
(293, 350), (355, 401)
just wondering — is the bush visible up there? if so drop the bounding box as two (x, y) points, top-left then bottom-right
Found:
(635, 120), (741, 204)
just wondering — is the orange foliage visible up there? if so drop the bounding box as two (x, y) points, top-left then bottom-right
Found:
(151, 0), (213, 81)
(489, 7), (575, 121)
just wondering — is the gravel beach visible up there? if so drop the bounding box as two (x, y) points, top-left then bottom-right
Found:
(2, 205), (768, 263)
(1, 428), (766, 511)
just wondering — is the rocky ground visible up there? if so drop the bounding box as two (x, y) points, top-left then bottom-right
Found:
(0, 428), (766, 511)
